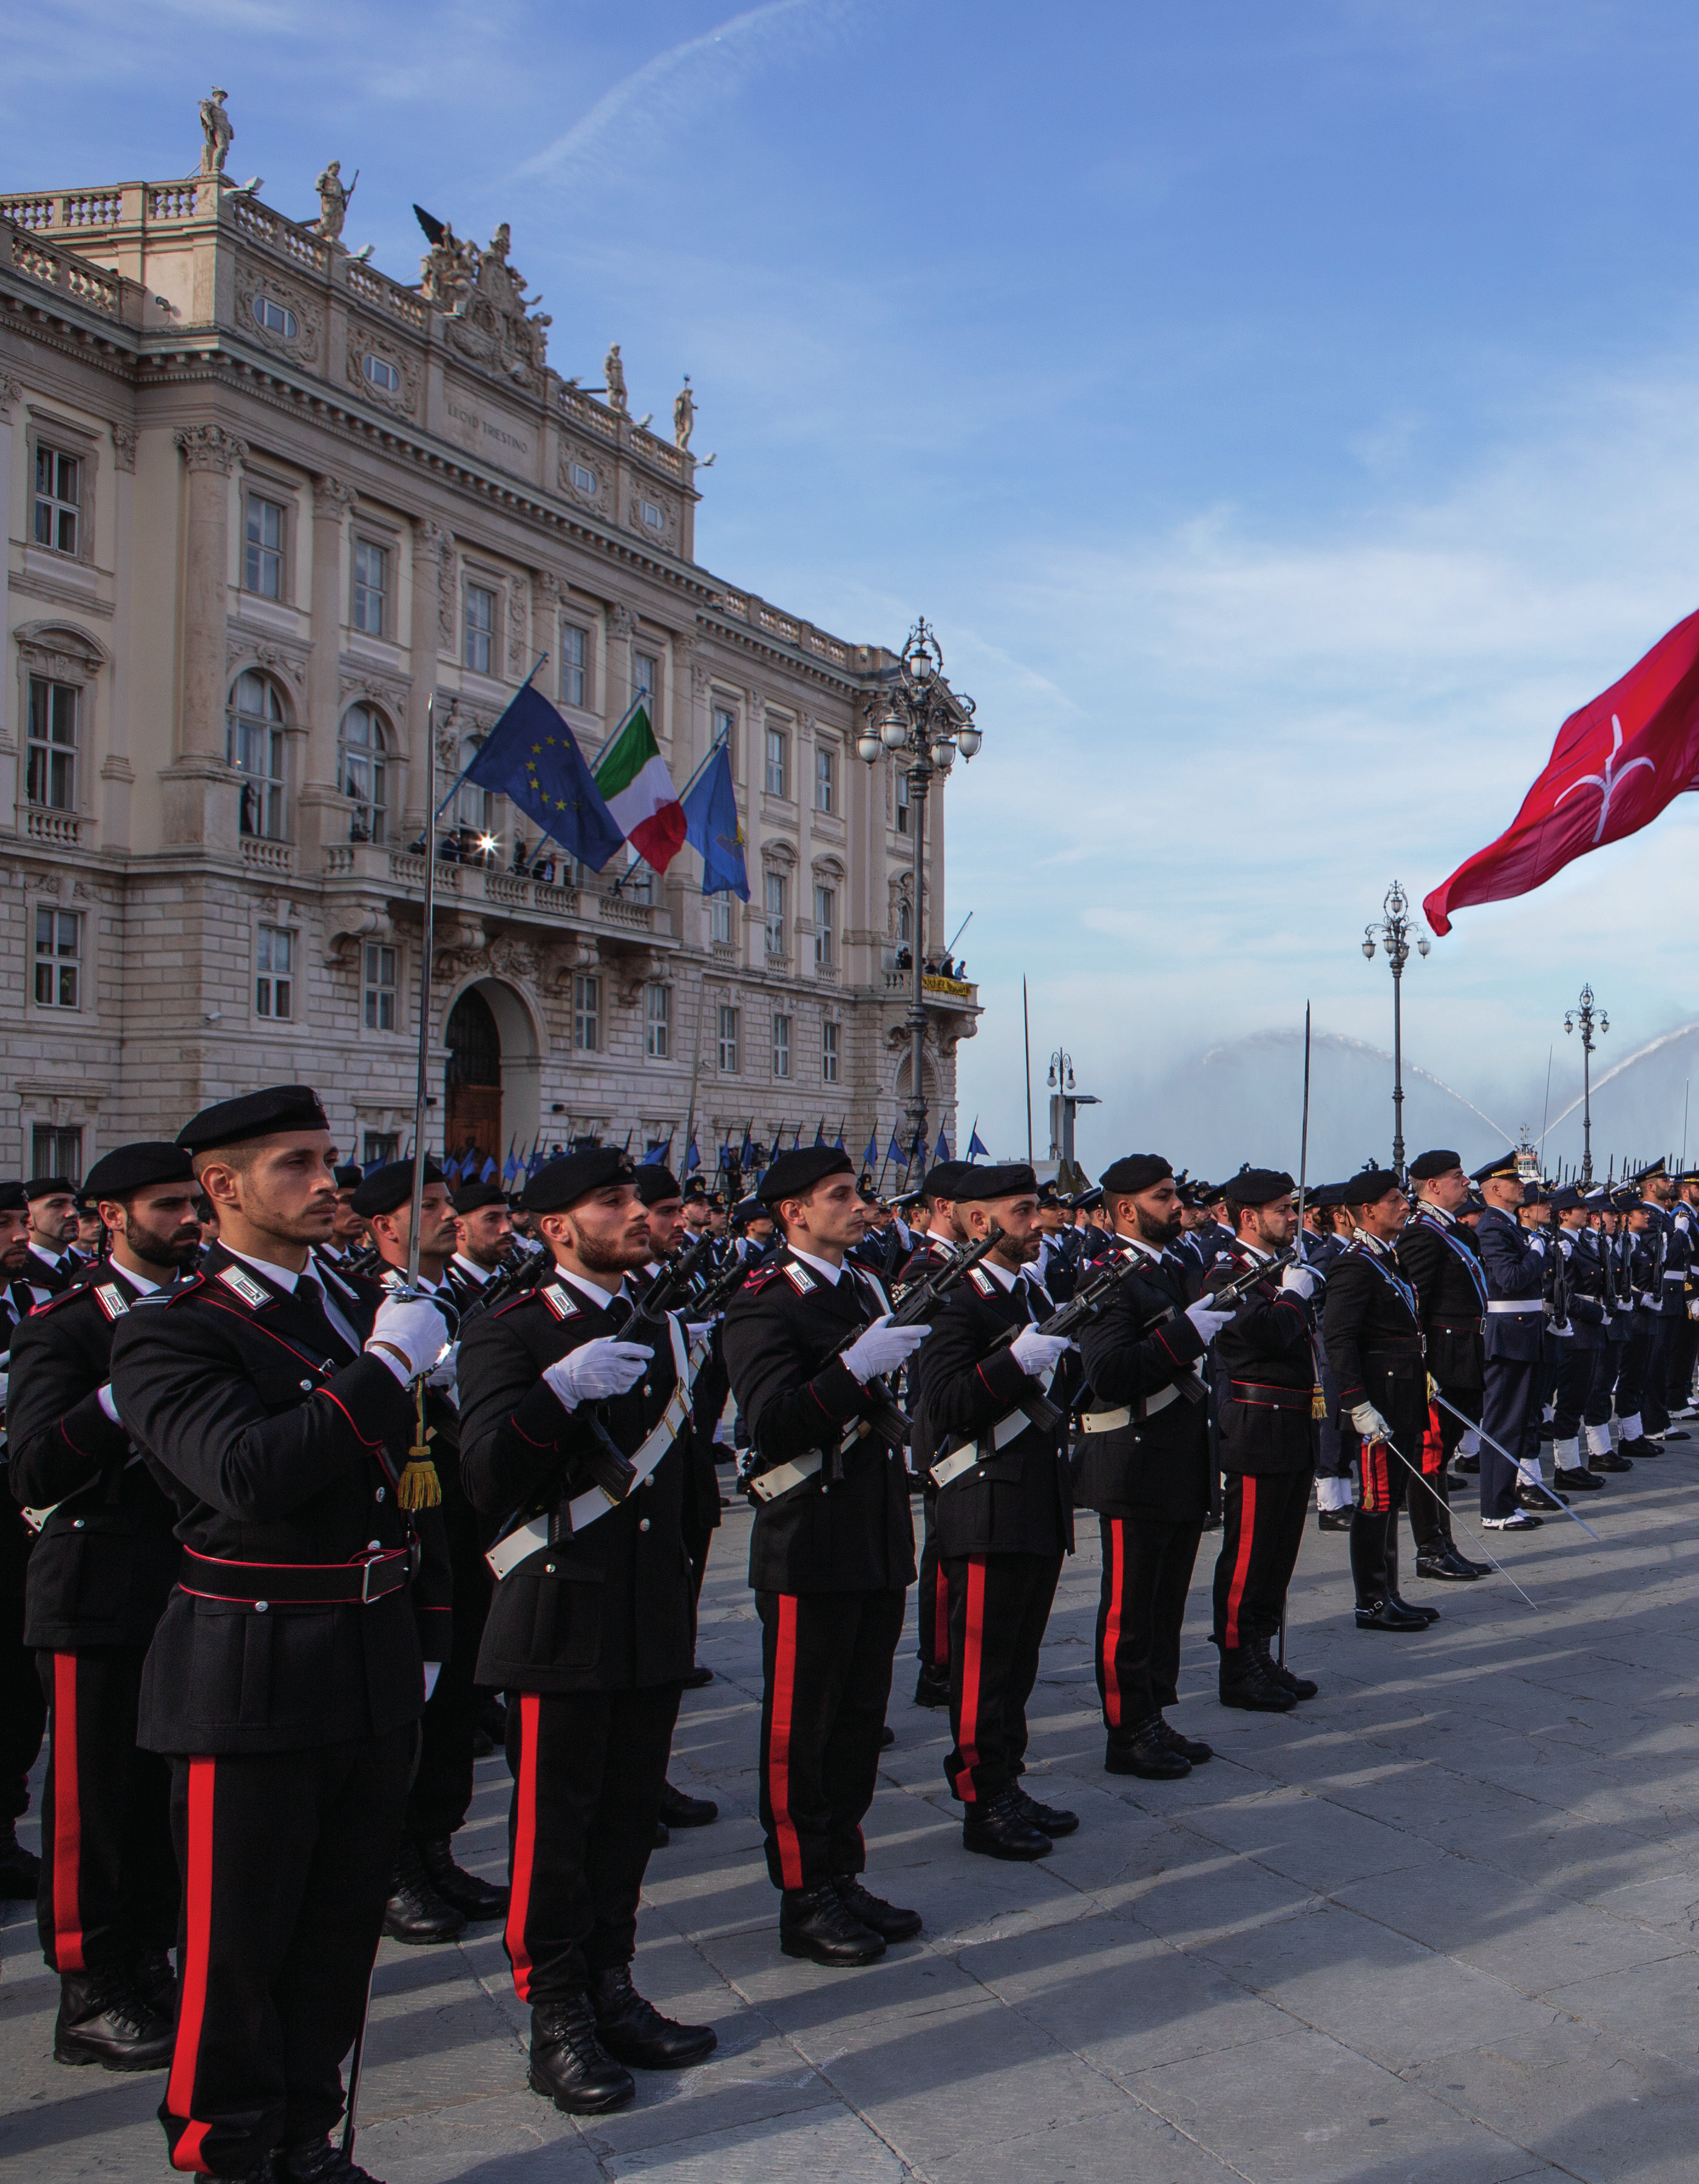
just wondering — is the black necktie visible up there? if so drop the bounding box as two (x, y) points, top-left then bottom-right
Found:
(602, 1293), (631, 1331)
(297, 1275), (358, 1366)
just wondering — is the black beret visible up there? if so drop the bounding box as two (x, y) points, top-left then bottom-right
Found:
(682, 1178), (709, 1199)
(1223, 1167), (1295, 1209)
(1407, 1149), (1463, 1181)
(24, 1175), (76, 1201)
(0, 1181), (27, 1213)
(177, 1085), (329, 1156)
(1341, 1167), (1405, 1206)
(350, 1158), (445, 1218)
(634, 1165), (682, 1207)
(919, 1161), (973, 1201)
(1471, 1152), (1523, 1184)
(757, 1146), (854, 1207)
(522, 1147), (638, 1213)
(333, 1164), (364, 1192)
(83, 1142), (195, 1201)
(952, 1162), (1038, 1202)
(1307, 1182), (1345, 1209)
(1100, 1155), (1173, 1196)
(452, 1181), (508, 1215)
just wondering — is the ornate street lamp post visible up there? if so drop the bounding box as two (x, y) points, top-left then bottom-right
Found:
(1361, 880), (1430, 1180)
(858, 620), (980, 1170)
(1564, 983), (1608, 1186)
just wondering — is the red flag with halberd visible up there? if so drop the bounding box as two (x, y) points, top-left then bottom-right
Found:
(1425, 607), (1699, 935)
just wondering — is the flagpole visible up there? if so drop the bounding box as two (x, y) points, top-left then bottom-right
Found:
(433, 653), (550, 821)
(405, 697), (440, 1289)
(1022, 974), (1034, 1164)
(682, 978), (711, 1188)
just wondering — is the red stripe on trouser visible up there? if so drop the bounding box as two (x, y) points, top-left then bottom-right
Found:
(50, 1653), (84, 1973)
(933, 1564), (949, 1664)
(1422, 1403), (1444, 1476)
(164, 1757), (216, 2174)
(768, 1596), (803, 1890)
(1223, 1477), (1258, 1649)
(952, 1558), (986, 1802)
(505, 1692), (541, 2001)
(1101, 1521), (1125, 1728)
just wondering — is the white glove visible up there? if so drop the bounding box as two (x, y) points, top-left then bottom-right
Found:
(1009, 1326), (1074, 1377)
(1280, 1265), (1317, 1300)
(1550, 1319), (1573, 1338)
(422, 1661), (442, 1702)
(425, 1343), (459, 1394)
(839, 1315), (930, 1383)
(1184, 1298), (1234, 1343)
(1526, 1233), (1547, 1255)
(367, 1295), (451, 1380)
(1687, 1298), (1699, 1321)
(97, 1380), (121, 1424)
(685, 1320), (717, 1345)
(543, 1339), (653, 1412)
(1350, 1401), (1392, 1442)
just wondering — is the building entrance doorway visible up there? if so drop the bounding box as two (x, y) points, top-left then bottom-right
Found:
(446, 986), (501, 1175)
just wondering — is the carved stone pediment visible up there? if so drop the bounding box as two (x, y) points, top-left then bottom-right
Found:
(440, 226), (551, 392)
(235, 264), (322, 362)
(346, 320), (420, 416)
(227, 632), (310, 690)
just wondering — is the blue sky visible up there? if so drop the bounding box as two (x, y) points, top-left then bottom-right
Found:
(16, 1), (1699, 1173)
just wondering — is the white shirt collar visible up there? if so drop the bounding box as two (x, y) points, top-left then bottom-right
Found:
(1113, 1230), (1164, 1263)
(981, 1258), (1020, 1291)
(552, 1266), (632, 1315)
(451, 1251), (490, 1286)
(788, 1244), (846, 1287)
(110, 1262), (164, 1297)
(1238, 1239), (1273, 1264)
(224, 1243), (307, 1294)
(30, 1241), (67, 1269)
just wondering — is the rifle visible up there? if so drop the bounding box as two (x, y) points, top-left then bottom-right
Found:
(689, 1243), (776, 1321)
(339, 1243), (385, 1281)
(626, 1231), (715, 1336)
(456, 1247), (548, 1326)
(966, 1249), (1144, 1437)
(1545, 1223), (1571, 1329)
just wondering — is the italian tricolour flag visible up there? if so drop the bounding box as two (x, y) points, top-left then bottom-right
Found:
(592, 700), (687, 872)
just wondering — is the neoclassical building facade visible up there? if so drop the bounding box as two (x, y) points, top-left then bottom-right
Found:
(0, 118), (978, 1181)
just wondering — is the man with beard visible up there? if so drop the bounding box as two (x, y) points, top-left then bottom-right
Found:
(1396, 1151), (1490, 1581)
(1208, 1168), (1322, 1708)
(1076, 1157), (1233, 1773)
(324, 1163), (368, 1267)
(458, 1148), (713, 2115)
(24, 1176), (82, 1298)
(0, 1183), (48, 1904)
(914, 1164), (1077, 1859)
(444, 1179), (517, 1309)
(8, 1143), (202, 2069)
(899, 1162), (971, 1711)
(352, 1157), (509, 1946)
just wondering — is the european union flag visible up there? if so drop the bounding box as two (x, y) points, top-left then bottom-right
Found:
(460, 685), (625, 872)
(682, 741), (749, 900)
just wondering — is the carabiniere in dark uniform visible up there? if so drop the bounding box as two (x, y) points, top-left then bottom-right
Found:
(108, 1086), (454, 2184)
(7, 1141), (202, 2074)
(0, 1179), (49, 1907)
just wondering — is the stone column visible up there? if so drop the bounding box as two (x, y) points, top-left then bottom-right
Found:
(605, 600), (634, 727)
(100, 424), (138, 849)
(0, 379), (21, 826)
(164, 422), (247, 849)
(405, 518), (453, 840)
(294, 473), (356, 857)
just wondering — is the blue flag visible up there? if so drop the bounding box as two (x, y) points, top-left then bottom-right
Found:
(864, 1127), (879, 1170)
(887, 1128), (907, 1168)
(640, 1137), (673, 1165)
(968, 1125), (990, 1162)
(480, 1154), (497, 1182)
(681, 742), (749, 900)
(686, 1133), (700, 1174)
(934, 1127), (951, 1165)
(813, 1117), (826, 1147)
(461, 685), (625, 872)
(834, 1122), (846, 1152)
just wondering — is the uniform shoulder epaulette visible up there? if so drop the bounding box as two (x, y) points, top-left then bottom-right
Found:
(164, 1271), (212, 1306)
(739, 1265), (785, 1295)
(968, 1266), (997, 1296)
(493, 1285), (551, 1317)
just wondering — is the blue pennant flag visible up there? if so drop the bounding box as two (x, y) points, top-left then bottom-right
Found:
(864, 1127), (879, 1170)
(640, 1137), (673, 1165)
(682, 741), (750, 900)
(887, 1128), (908, 1168)
(460, 685), (625, 872)
(685, 1133), (700, 1175)
(480, 1154), (498, 1182)
(934, 1127), (951, 1165)
(834, 1121), (846, 1152)
(501, 1140), (519, 1189)
(968, 1125), (990, 1162)
(813, 1117), (826, 1147)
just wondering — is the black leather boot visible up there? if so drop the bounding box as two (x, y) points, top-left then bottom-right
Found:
(913, 1664), (952, 1709)
(962, 1783), (1054, 1859)
(588, 1964), (717, 2068)
(1355, 1596), (1428, 1631)
(1252, 1635), (1318, 1700)
(271, 2136), (387, 2181)
(53, 1969), (176, 2070)
(418, 1834), (510, 1921)
(779, 1884), (886, 1964)
(0, 1820), (41, 1898)
(1414, 1544), (1479, 1581)
(1011, 1786), (1080, 1833)
(381, 1832), (467, 1945)
(1218, 1646), (1297, 1711)
(1158, 1718), (1215, 1763)
(1105, 1715), (1190, 1777)
(1385, 1537), (1439, 1624)
(681, 1661), (714, 1688)
(528, 1993), (635, 2112)
(657, 1779), (719, 1828)
(833, 1874), (923, 1939)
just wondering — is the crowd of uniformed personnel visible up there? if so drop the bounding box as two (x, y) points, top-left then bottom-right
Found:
(0, 1095), (1694, 2181)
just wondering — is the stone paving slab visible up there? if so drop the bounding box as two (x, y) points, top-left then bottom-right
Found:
(12, 1455), (1699, 2178)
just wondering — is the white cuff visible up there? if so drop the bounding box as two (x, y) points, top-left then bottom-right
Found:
(97, 1381), (121, 1424)
(364, 1341), (412, 1386)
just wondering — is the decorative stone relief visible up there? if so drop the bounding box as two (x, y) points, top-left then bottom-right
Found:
(345, 324), (419, 416)
(489, 936), (541, 983)
(507, 583), (529, 675)
(226, 635), (309, 690)
(110, 424), (138, 473)
(606, 602), (635, 639)
(337, 668), (410, 715)
(414, 520), (455, 648)
(313, 473), (356, 517)
(175, 423), (248, 475)
(234, 265), (322, 362)
(0, 378), (22, 422)
(439, 223), (551, 391)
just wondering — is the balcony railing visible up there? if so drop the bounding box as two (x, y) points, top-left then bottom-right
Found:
(882, 966), (978, 1007)
(24, 807), (89, 848)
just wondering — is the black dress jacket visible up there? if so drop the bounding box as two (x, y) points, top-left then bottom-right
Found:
(913, 1262), (1073, 1559)
(1, 1274), (42, 1602)
(8, 1262), (181, 1651)
(1209, 1243), (1320, 1477)
(721, 1247), (915, 1595)
(1321, 1238), (1425, 1436)
(1395, 1207), (1487, 1388)
(1074, 1239), (1210, 1526)
(456, 1273), (693, 1693)
(109, 1244), (447, 1756)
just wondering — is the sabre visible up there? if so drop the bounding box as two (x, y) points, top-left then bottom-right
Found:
(1426, 1386), (1602, 1544)
(1283, 1002), (1317, 1668)
(1374, 1433), (1541, 1610)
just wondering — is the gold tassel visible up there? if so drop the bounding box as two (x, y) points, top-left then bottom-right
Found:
(1312, 1388), (1327, 1421)
(398, 1384), (442, 1510)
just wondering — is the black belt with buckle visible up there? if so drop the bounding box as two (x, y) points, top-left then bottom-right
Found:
(178, 1546), (411, 1606)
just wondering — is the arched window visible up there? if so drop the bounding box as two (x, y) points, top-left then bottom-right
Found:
(339, 702), (391, 844)
(226, 670), (288, 840)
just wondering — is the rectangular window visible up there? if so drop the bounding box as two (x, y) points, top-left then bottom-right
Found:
(645, 982), (670, 1059)
(814, 886), (836, 971)
(561, 622), (588, 708)
(573, 973), (600, 1052)
(717, 1003), (740, 1074)
(244, 495), (285, 599)
(712, 704), (738, 767)
(32, 1124), (82, 1182)
(256, 924), (294, 1020)
(764, 872), (787, 961)
(34, 906), (81, 1009)
(362, 1131), (400, 1167)
(765, 726), (788, 799)
(464, 583), (495, 674)
(815, 744), (835, 813)
(896, 772), (911, 833)
(33, 445), (80, 557)
(633, 650), (656, 699)
(710, 894), (733, 946)
(772, 1013), (792, 1080)
(822, 1022), (839, 1084)
(26, 677), (77, 810)
(362, 943), (398, 1031)
(352, 539), (388, 636)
